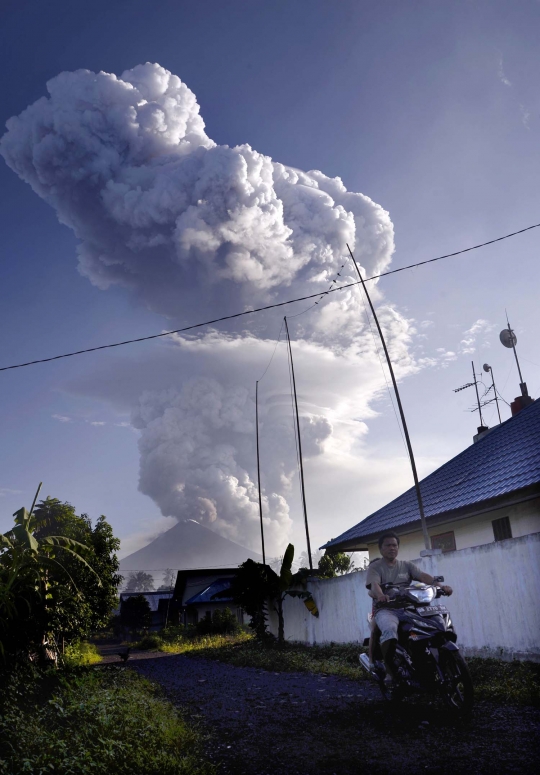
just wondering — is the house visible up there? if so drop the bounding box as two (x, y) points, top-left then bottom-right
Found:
(119, 590), (177, 629)
(173, 567), (247, 625)
(322, 398), (540, 561)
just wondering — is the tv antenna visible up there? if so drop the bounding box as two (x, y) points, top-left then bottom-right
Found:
(453, 361), (488, 431)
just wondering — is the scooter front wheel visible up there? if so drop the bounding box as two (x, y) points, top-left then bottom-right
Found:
(439, 651), (474, 716)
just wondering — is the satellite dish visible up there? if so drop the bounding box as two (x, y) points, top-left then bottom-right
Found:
(483, 364), (491, 373)
(500, 328), (517, 349)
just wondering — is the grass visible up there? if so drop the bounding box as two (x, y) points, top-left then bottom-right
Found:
(134, 629), (369, 680)
(134, 629), (540, 706)
(467, 657), (540, 706)
(0, 666), (215, 775)
(63, 640), (102, 666)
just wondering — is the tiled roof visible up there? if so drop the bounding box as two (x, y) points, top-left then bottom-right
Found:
(323, 399), (540, 550)
(185, 578), (233, 605)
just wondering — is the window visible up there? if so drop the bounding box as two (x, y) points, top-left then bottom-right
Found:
(431, 531), (456, 553)
(492, 516), (512, 542)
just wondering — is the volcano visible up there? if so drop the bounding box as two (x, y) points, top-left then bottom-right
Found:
(119, 519), (263, 574)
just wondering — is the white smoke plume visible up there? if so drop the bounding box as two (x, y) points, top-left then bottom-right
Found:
(1, 63), (417, 554)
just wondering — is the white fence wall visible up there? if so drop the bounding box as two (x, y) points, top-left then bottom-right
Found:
(267, 532), (540, 662)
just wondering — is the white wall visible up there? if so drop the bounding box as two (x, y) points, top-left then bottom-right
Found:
(365, 497), (540, 561)
(268, 532), (540, 662)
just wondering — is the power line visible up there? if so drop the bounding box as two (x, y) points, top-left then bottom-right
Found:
(287, 260), (347, 318)
(256, 319), (285, 383)
(2, 221), (539, 373)
(256, 257), (348, 381)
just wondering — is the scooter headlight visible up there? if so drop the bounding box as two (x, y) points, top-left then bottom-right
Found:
(409, 587), (435, 604)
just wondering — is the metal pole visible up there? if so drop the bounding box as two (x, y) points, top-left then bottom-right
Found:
(29, 482), (43, 515)
(284, 316), (313, 570)
(255, 381), (266, 565)
(472, 362), (485, 427)
(505, 316), (527, 395)
(489, 367), (502, 424)
(347, 245), (431, 551)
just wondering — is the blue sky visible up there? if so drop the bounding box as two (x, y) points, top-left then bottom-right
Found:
(0, 0), (538, 560)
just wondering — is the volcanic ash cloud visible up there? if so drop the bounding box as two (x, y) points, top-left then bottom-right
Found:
(0, 62), (394, 319)
(0, 63), (414, 555)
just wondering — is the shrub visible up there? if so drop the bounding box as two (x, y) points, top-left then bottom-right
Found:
(136, 634), (163, 650)
(161, 624), (193, 642)
(196, 608), (240, 636)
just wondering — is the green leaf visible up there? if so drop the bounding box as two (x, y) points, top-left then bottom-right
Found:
(0, 533), (14, 551)
(278, 543), (294, 591)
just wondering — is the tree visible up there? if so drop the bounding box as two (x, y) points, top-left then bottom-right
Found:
(124, 571), (155, 592)
(120, 594), (152, 635)
(222, 545), (318, 643)
(317, 545), (356, 578)
(222, 559), (272, 640)
(0, 498), (100, 665)
(297, 549), (322, 571)
(196, 607), (239, 636)
(33, 498), (122, 644)
(157, 568), (176, 590)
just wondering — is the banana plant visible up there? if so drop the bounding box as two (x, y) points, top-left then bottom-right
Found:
(0, 494), (100, 664)
(213, 544), (319, 642)
(266, 544), (319, 643)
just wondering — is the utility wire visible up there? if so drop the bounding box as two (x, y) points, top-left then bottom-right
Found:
(2, 221), (539, 373)
(287, 261), (347, 318)
(256, 320), (285, 383)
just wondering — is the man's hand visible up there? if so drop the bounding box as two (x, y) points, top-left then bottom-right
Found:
(440, 585), (453, 596)
(376, 593), (390, 603)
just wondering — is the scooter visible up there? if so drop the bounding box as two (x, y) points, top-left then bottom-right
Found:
(358, 576), (473, 715)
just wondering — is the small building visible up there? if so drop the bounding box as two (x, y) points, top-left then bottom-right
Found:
(173, 568), (247, 625)
(322, 398), (540, 561)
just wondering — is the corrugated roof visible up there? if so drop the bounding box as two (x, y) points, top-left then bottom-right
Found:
(323, 399), (540, 549)
(185, 578), (233, 605)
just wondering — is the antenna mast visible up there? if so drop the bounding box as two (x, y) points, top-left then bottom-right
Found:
(483, 364), (502, 424)
(471, 361), (485, 428)
(347, 245), (432, 553)
(500, 314), (533, 415)
(453, 364), (492, 436)
(255, 381), (266, 565)
(284, 316), (313, 570)
(503, 314), (528, 396)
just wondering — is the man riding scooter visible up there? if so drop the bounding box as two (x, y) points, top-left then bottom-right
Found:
(366, 531), (453, 683)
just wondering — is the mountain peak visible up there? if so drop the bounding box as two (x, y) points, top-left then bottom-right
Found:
(119, 518), (263, 573)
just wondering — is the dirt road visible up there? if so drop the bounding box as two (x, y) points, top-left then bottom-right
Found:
(126, 652), (539, 775)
